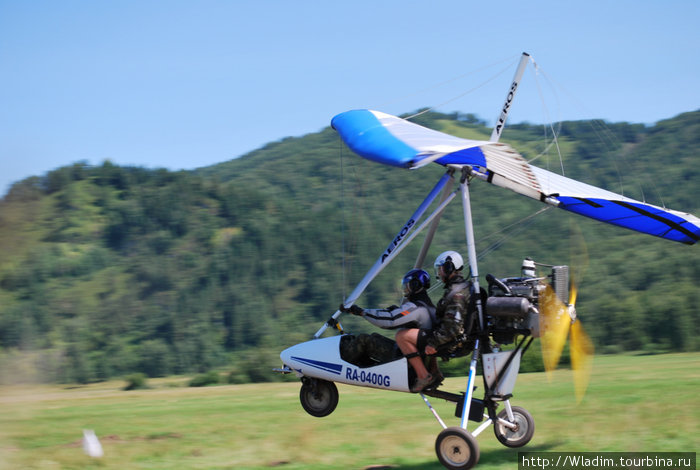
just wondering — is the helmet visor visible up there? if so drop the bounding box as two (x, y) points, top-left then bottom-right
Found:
(402, 279), (410, 296)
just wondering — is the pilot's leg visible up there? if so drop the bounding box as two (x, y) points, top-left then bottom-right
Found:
(396, 328), (433, 392)
(417, 329), (444, 387)
(427, 356), (444, 385)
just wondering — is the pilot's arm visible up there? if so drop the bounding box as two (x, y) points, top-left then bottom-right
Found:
(426, 291), (468, 350)
(345, 302), (433, 330)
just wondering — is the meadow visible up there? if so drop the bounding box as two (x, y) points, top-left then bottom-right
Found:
(1, 353), (697, 469)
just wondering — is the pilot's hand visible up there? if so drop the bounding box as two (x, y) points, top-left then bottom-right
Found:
(339, 304), (364, 316)
(425, 345), (437, 355)
(348, 305), (364, 316)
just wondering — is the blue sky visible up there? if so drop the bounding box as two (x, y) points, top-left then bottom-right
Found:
(1, 1), (698, 196)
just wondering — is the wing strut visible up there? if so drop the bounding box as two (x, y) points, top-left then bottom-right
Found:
(314, 170), (455, 338)
(458, 168), (484, 430)
(414, 169), (455, 269)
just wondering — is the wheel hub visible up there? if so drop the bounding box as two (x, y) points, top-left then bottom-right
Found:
(441, 436), (470, 464)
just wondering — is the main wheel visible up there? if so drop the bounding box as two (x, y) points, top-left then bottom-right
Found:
(435, 427), (480, 470)
(493, 405), (535, 448)
(299, 378), (339, 417)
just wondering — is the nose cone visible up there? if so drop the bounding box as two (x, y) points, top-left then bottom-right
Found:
(279, 342), (301, 367)
(279, 336), (344, 380)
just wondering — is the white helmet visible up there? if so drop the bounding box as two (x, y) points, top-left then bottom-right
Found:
(434, 250), (464, 279)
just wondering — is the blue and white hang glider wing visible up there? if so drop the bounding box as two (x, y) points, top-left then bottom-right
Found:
(331, 109), (700, 245)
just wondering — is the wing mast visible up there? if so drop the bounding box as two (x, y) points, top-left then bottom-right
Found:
(462, 51), (530, 318)
(458, 52), (530, 430)
(489, 52), (531, 142)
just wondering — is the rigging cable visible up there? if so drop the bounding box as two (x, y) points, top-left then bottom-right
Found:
(425, 205), (552, 297)
(533, 66), (667, 207)
(375, 54), (520, 114)
(476, 206), (553, 261)
(529, 59), (566, 176)
(338, 135), (372, 302)
(404, 58), (520, 121)
(339, 135), (347, 302)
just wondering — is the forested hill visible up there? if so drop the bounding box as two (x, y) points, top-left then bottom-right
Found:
(1, 110), (698, 384)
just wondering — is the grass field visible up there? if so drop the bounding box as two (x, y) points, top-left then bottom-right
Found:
(0, 353), (698, 469)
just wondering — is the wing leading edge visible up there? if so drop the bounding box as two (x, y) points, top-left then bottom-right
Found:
(331, 109), (700, 245)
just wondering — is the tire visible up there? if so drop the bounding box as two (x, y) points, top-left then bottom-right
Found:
(493, 405), (535, 448)
(299, 378), (339, 418)
(435, 427), (480, 470)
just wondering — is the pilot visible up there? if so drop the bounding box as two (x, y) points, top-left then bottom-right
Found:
(340, 269), (436, 386)
(344, 269), (435, 330)
(394, 251), (474, 392)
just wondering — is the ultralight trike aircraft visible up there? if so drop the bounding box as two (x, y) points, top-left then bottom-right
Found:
(274, 53), (700, 470)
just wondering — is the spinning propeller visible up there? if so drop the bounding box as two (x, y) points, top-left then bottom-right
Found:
(538, 224), (594, 403)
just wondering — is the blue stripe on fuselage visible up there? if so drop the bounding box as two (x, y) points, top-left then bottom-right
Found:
(291, 356), (343, 375)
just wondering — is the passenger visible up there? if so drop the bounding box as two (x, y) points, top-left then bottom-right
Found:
(396, 251), (473, 392)
(427, 250), (473, 356)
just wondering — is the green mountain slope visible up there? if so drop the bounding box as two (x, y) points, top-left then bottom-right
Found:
(0, 111), (698, 384)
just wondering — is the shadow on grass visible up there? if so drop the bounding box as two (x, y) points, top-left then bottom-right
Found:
(367, 441), (564, 470)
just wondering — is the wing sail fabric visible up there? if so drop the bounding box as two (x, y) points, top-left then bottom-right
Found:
(528, 166), (700, 244)
(332, 109), (490, 169)
(331, 109), (700, 245)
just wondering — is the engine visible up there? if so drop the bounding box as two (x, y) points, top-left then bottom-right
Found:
(484, 258), (569, 345)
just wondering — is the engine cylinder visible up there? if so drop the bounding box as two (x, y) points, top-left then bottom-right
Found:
(486, 296), (531, 318)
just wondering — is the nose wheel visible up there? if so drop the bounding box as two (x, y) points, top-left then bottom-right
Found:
(435, 427), (480, 470)
(299, 378), (339, 418)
